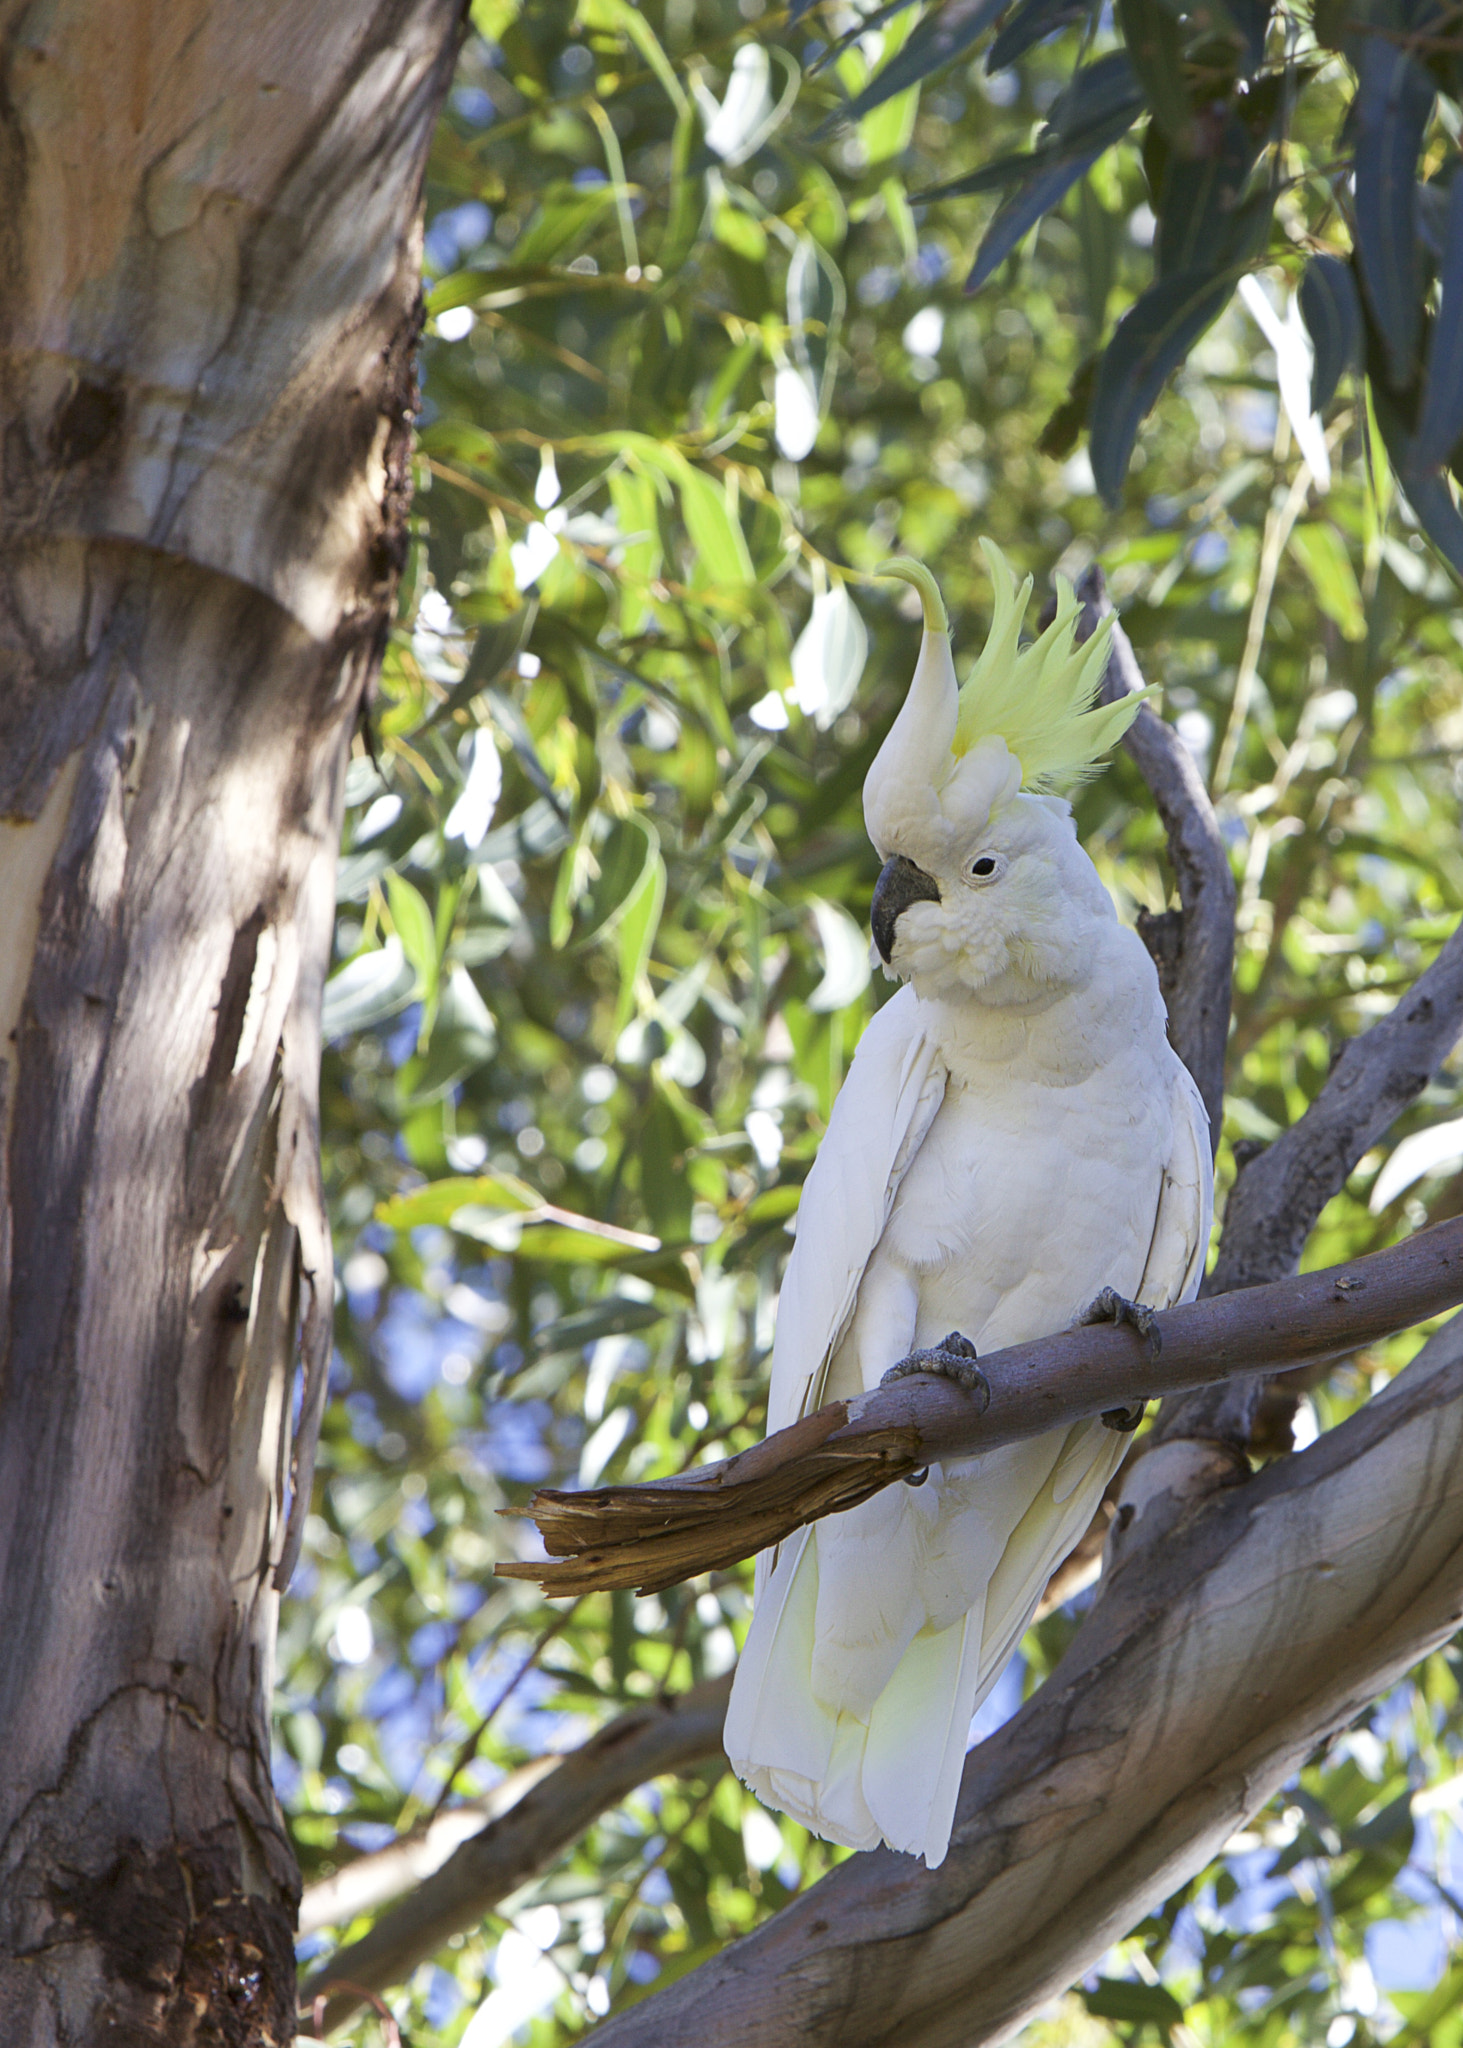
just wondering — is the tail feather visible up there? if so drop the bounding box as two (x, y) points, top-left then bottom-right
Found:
(727, 1422), (1125, 1870)
(860, 1608), (984, 1866)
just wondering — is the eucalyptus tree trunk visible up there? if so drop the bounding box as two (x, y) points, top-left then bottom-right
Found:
(0, 4), (459, 2040)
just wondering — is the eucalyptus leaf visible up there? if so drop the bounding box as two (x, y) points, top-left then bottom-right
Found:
(1415, 176), (1463, 469)
(320, 938), (416, 1042)
(834, 0), (1008, 125)
(1353, 38), (1435, 389)
(1089, 266), (1238, 503)
(1298, 253), (1363, 414)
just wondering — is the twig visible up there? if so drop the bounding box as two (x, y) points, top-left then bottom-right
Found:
(302, 1674), (733, 2033)
(1080, 565), (1236, 1153)
(497, 1215), (1463, 1597)
(1213, 458), (1314, 794)
(426, 1599), (584, 1827)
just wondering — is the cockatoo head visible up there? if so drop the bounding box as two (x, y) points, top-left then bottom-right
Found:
(863, 545), (1146, 1003)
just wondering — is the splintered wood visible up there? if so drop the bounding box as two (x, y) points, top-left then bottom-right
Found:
(496, 1402), (922, 1596)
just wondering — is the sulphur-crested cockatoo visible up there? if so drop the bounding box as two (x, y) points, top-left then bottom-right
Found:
(724, 543), (1213, 1869)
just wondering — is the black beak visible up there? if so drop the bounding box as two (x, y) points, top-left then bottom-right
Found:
(871, 855), (941, 963)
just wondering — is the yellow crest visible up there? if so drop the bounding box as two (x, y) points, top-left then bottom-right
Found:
(952, 539), (1144, 789)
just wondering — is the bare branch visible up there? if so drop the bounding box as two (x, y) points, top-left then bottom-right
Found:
(1082, 566), (1236, 1152)
(580, 1311), (1463, 2048)
(1212, 918), (1463, 1292)
(1156, 914), (1463, 1449)
(302, 1675), (731, 2032)
(499, 1215), (1463, 1597)
(297, 1758), (560, 1939)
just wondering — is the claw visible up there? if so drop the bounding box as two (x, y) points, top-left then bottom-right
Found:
(1101, 1402), (1147, 1433)
(881, 1330), (990, 1406)
(1082, 1286), (1162, 1357)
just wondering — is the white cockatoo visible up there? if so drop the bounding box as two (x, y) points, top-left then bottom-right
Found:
(723, 542), (1214, 1869)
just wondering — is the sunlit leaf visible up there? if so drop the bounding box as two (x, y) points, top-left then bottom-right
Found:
(321, 938), (416, 1041)
(1289, 523), (1366, 640)
(615, 839), (667, 1034)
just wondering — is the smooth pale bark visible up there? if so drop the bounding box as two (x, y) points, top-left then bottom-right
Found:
(585, 1310), (1463, 2047)
(0, 5), (459, 2043)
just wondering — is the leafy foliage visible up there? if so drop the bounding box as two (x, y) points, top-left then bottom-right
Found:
(816, 0), (1463, 570)
(278, 3), (1463, 2043)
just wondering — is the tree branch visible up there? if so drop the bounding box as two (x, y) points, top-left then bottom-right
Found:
(1082, 566), (1236, 1153)
(1155, 913), (1463, 1449)
(297, 1758), (561, 1939)
(1212, 918), (1463, 1293)
(580, 1309), (1463, 2047)
(499, 1215), (1463, 1597)
(302, 1675), (732, 2032)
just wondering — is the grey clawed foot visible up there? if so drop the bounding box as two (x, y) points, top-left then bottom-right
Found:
(1083, 1288), (1158, 1433)
(1082, 1286), (1162, 1356)
(881, 1329), (990, 1405)
(882, 1333), (986, 1490)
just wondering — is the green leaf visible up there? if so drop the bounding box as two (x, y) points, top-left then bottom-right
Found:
(1153, 114), (1260, 279)
(607, 468), (665, 634)
(1038, 351), (1099, 456)
(454, 1215), (660, 1261)
(806, 898), (873, 1012)
(550, 818), (594, 949)
(837, 0), (1008, 126)
(320, 938), (416, 1041)
(1076, 177), (1119, 331)
(712, 200), (769, 264)
(988, 0), (1090, 72)
(1298, 253), (1363, 413)
(377, 1171), (542, 1231)
(677, 467), (754, 587)
(966, 140), (1111, 292)
(1082, 1976), (1187, 2028)
(385, 873), (439, 999)
(512, 181), (618, 268)
(857, 5), (925, 166)
(1117, 0), (1193, 151)
(1392, 1959), (1463, 2045)
(640, 1085), (693, 1242)
(1089, 257), (1252, 502)
(472, 794), (572, 867)
(615, 839), (667, 1033)
(528, 1299), (665, 1358)
(1290, 523), (1367, 640)
(1416, 175), (1463, 468)
(1353, 38), (1435, 388)
(581, 816), (658, 944)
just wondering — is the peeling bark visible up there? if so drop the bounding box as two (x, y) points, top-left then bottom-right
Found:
(0, 4), (461, 2042)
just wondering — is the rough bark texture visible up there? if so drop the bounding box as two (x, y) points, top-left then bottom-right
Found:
(0, 5), (461, 2043)
(584, 1310), (1463, 2048)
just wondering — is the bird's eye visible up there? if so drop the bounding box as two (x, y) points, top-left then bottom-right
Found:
(967, 853), (1004, 883)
